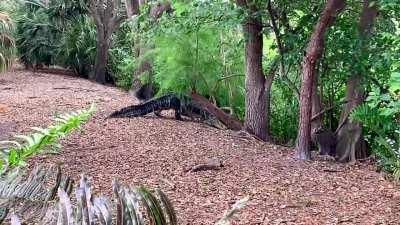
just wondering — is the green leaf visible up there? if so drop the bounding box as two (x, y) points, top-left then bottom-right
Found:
(15, 135), (35, 147)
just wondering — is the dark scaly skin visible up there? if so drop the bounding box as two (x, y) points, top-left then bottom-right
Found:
(108, 93), (183, 119)
(107, 93), (228, 130)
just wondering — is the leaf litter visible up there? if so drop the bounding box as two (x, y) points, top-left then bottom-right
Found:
(0, 69), (399, 224)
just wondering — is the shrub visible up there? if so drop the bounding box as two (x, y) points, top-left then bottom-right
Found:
(351, 72), (400, 179)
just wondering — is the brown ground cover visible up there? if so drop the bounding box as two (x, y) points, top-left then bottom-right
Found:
(1, 69), (399, 224)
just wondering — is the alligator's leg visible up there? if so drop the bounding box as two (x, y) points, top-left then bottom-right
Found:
(174, 109), (182, 120)
(154, 110), (162, 117)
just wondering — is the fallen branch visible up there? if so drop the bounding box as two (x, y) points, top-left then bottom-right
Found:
(190, 92), (243, 131)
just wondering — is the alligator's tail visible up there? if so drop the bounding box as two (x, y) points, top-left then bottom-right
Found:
(107, 93), (182, 119)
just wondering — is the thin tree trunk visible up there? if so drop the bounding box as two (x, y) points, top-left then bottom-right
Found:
(296, 0), (346, 160)
(265, 62), (278, 139)
(311, 71), (323, 136)
(335, 0), (378, 163)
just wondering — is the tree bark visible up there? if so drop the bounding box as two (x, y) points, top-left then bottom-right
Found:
(94, 40), (109, 84)
(125, 0), (139, 17)
(236, 0), (267, 141)
(190, 92), (243, 131)
(335, 0), (378, 163)
(296, 0), (346, 160)
(265, 61), (278, 139)
(311, 70), (323, 139)
(89, 0), (126, 84)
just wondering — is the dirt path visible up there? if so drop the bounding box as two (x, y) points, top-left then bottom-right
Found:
(1, 69), (399, 225)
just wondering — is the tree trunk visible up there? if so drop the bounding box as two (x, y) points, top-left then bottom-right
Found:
(311, 71), (323, 139)
(243, 13), (267, 141)
(265, 62), (278, 139)
(125, 0), (139, 17)
(296, 0), (346, 160)
(235, 1), (267, 141)
(89, 0), (126, 84)
(93, 38), (109, 84)
(335, 0), (378, 163)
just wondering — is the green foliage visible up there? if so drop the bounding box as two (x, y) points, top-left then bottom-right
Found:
(351, 72), (400, 178)
(270, 78), (299, 145)
(0, 11), (15, 72)
(108, 20), (136, 89)
(0, 104), (96, 174)
(14, 0), (91, 70)
(140, 1), (245, 117)
(58, 15), (96, 75)
(15, 5), (60, 66)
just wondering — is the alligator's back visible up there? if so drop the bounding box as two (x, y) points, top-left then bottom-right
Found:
(108, 93), (181, 118)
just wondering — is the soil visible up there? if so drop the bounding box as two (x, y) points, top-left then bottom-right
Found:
(1, 69), (399, 225)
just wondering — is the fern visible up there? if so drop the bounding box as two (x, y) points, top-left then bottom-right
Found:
(0, 104), (96, 174)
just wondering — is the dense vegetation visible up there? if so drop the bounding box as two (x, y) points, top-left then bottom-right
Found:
(0, 0), (399, 174)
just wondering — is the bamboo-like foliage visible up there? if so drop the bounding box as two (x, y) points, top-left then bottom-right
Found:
(0, 104), (96, 174)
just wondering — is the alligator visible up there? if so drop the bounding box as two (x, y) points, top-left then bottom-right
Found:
(107, 93), (226, 129)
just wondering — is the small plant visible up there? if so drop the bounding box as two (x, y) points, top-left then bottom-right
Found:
(0, 104), (96, 174)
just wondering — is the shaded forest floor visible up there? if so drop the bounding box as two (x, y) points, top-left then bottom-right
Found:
(1, 69), (400, 225)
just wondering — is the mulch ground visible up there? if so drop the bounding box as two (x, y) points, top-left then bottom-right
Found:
(1, 69), (399, 225)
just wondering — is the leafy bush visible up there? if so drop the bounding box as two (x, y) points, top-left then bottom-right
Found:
(14, 0), (91, 71)
(270, 79), (299, 145)
(58, 16), (96, 76)
(108, 20), (136, 89)
(0, 104), (95, 174)
(351, 72), (400, 178)
(15, 5), (60, 67)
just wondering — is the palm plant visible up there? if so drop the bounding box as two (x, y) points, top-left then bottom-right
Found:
(0, 166), (248, 225)
(0, 166), (177, 225)
(0, 11), (15, 72)
(15, 7), (59, 67)
(58, 15), (96, 76)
